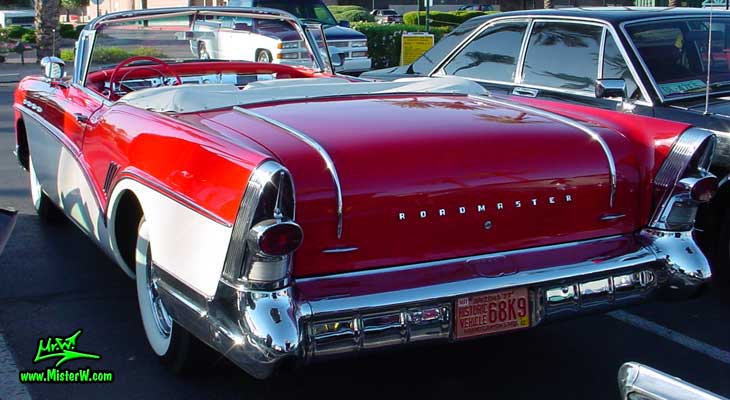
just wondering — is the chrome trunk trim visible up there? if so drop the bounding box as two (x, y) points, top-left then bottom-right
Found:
(234, 106), (344, 239)
(156, 229), (711, 379)
(469, 94), (618, 208)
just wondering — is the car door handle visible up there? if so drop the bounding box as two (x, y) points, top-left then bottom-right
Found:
(512, 87), (539, 98)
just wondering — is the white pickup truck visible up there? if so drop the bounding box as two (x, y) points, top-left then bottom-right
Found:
(190, 15), (322, 67)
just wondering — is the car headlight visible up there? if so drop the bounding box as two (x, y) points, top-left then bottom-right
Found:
(350, 41), (367, 48)
(278, 41), (300, 49)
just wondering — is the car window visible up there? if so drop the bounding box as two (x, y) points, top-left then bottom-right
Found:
(410, 17), (485, 75)
(626, 18), (730, 98)
(522, 21), (603, 93)
(256, 0), (338, 26)
(442, 20), (528, 82)
(602, 34), (642, 100)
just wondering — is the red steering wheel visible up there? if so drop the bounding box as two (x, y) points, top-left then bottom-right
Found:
(107, 56), (182, 99)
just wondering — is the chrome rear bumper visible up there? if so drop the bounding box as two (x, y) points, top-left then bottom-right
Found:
(155, 228), (711, 379)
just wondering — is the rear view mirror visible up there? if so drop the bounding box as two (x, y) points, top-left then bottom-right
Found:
(41, 56), (65, 81)
(329, 47), (346, 68)
(595, 78), (626, 99)
(618, 362), (726, 400)
(338, 20), (350, 28)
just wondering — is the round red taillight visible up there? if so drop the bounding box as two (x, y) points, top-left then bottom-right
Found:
(250, 220), (303, 257)
(689, 175), (718, 203)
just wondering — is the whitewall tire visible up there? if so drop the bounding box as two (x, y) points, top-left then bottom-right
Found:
(135, 218), (197, 371)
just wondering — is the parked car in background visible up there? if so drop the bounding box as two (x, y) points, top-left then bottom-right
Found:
(372, 9), (403, 24)
(363, 8), (730, 280)
(227, 0), (371, 73)
(0, 9), (35, 29)
(618, 362), (728, 400)
(458, 4), (494, 11)
(191, 13), (345, 68)
(15, 5), (719, 380)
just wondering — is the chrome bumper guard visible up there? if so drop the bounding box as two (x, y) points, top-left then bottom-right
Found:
(154, 228), (711, 379)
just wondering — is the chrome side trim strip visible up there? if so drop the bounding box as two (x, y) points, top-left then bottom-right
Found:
(114, 171), (232, 227)
(234, 106), (344, 239)
(469, 94), (618, 208)
(322, 246), (359, 254)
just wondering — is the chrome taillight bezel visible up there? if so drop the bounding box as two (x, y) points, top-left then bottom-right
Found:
(650, 128), (717, 231)
(221, 160), (298, 291)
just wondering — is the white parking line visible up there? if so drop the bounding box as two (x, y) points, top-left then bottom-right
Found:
(0, 330), (31, 400)
(608, 310), (730, 365)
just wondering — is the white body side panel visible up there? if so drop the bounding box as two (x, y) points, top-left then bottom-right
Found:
(20, 106), (233, 298)
(22, 108), (109, 245)
(108, 180), (233, 298)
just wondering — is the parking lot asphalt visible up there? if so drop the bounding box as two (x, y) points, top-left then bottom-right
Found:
(0, 82), (728, 400)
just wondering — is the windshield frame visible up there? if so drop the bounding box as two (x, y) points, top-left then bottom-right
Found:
(76, 6), (329, 87)
(621, 15), (730, 103)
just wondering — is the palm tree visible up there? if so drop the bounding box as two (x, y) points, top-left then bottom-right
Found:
(544, 0), (554, 8)
(34, 0), (61, 59)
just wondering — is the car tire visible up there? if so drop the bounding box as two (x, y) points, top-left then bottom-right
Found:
(29, 155), (63, 223)
(198, 42), (210, 60)
(256, 49), (272, 63)
(135, 218), (198, 373)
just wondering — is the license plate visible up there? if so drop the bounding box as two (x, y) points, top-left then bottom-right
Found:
(455, 287), (530, 339)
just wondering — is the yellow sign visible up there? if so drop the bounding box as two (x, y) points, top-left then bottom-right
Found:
(400, 32), (435, 66)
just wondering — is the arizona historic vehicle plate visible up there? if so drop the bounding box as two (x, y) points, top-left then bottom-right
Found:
(455, 288), (530, 339)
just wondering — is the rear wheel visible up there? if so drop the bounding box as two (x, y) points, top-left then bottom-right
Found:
(256, 49), (272, 63)
(135, 218), (197, 372)
(29, 155), (62, 223)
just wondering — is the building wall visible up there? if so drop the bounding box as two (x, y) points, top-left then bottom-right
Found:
(86, 0), (223, 19)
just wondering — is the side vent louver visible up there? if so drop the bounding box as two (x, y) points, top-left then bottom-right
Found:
(103, 162), (119, 195)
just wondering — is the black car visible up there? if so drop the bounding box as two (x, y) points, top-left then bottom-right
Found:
(363, 7), (730, 278)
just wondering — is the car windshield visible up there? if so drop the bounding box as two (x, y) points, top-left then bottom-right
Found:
(86, 11), (323, 75)
(626, 17), (730, 99)
(255, 0), (338, 26)
(381, 10), (398, 15)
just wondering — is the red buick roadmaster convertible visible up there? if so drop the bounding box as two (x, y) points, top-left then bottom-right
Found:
(13, 7), (718, 379)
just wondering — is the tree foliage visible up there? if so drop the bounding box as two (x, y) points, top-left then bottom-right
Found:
(60, 0), (90, 10)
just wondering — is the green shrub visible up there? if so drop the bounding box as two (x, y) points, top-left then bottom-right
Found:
(60, 47), (75, 62)
(59, 24), (78, 39)
(20, 31), (36, 44)
(351, 22), (450, 69)
(6, 25), (30, 39)
(129, 47), (167, 58)
(63, 46), (168, 63)
(403, 10), (497, 27)
(330, 5), (374, 22)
